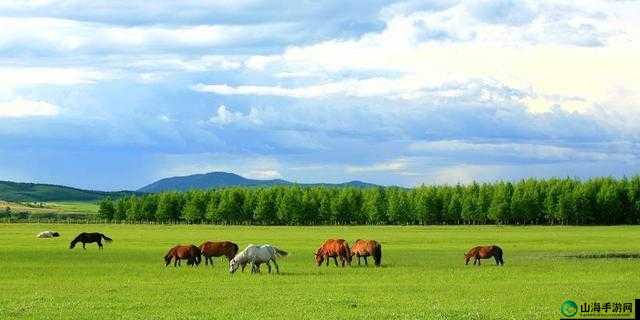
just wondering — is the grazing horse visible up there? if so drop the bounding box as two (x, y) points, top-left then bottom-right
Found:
(314, 239), (351, 267)
(229, 244), (288, 274)
(199, 241), (239, 266)
(69, 232), (112, 250)
(164, 245), (201, 267)
(351, 239), (382, 267)
(465, 245), (504, 266)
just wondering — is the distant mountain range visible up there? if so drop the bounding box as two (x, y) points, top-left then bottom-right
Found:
(138, 171), (378, 193)
(0, 180), (140, 202)
(0, 172), (378, 202)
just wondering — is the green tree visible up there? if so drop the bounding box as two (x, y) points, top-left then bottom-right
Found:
(97, 197), (115, 220)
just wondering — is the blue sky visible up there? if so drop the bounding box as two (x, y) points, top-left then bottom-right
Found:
(1, 0), (639, 190)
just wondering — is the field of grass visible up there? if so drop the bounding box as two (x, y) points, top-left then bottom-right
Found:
(1, 201), (99, 214)
(0, 224), (639, 319)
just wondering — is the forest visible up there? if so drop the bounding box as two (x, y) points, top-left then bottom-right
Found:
(96, 176), (640, 225)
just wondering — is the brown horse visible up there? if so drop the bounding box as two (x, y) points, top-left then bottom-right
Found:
(464, 245), (504, 266)
(351, 239), (382, 267)
(164, 245), (201, 267)
(314, 239), (351, 267)
(199, 241), (239, 266)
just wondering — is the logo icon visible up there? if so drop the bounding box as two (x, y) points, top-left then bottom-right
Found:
(561, 300), (578, 318)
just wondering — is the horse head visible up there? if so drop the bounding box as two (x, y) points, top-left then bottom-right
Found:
(314, 250), (324, 266)
(464, 253), (471, 265)
(229, 257), (241, 273)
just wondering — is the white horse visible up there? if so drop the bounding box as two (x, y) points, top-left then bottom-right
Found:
(229, 244), (288, 274)
(36, 231), (60, 238)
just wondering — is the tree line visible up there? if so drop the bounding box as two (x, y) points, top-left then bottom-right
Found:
(97, 176), (640, 225)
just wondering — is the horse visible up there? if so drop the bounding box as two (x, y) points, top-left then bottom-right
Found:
(351, 239), (382, 267)
(314, 239), (351, 267)
(464, 245), (504, 266)
(37, 231), (60, 238)
(69, 232), (112, 250)
(199, 241), (239, 266)
(229, 244), (288, 274)
(164, 245), (202, 267)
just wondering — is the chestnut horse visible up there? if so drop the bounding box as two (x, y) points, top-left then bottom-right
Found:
(164, 245), (201, 267)
(199, 241), (239, 266)
(69, 232), (112, 250)
(464, 245), (504, 266)
(314, 239), (351, 267)
(351, 239), (382, 267)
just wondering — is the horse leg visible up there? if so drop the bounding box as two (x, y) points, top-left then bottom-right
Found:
(98, 240), (103, 250)
(266, 261), (272, 273)
(494, 256), (500, 266)
(364, 256), (368, 266)
(82, 242), (86, 250)
(250, 261), (256, 274)
(357, 254), (361, 266)
(333, 256), (339, 267)
(272, 259), (280, 274)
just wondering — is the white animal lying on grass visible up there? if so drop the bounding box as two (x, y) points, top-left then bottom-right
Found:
(37, 231), (60, 238)
(229, 244), (288, 274)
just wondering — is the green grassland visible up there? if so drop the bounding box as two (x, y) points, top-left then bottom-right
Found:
(1, 201), (99, 214)
(0, 224), (639, 319)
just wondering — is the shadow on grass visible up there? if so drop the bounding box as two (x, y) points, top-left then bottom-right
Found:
(566, 253), (640, 259)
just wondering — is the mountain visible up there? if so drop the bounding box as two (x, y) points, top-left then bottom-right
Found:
(0, 180), (139, 202)
(137, 171), (378, 193)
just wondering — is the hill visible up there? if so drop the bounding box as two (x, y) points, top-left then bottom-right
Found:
(0, 180), (139, 202)
(138, 171), (377, 193)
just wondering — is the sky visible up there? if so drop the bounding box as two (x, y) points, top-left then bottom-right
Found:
(1, 0), (639, 191)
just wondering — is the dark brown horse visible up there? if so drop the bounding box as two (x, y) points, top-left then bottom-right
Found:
(69, 232), (112, 250)
(465, 245), (504, 266)
(314, 239), (351, 267)
(199, 241), (239, 266)
(351, 239), (382, 267)
(164, 245), (201, 267)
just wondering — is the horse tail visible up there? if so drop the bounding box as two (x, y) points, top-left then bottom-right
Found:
(274, 247), (288, 257)
(101, 234), (113, 242)
(495, 246), (504, 265)
(374, 243), (382, 267)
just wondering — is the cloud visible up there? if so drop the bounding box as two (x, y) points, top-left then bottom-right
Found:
(0, 98), (60, 118)
(346, 158), (411, 173)
(0, 67), (110, 88)
(0, 17), (296, 56)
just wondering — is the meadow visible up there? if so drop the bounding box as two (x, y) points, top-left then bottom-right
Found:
(1, 201), (99, 215)
(0, 224), (639, 320)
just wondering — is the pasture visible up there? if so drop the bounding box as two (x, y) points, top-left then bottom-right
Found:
(1, 201), (99, 215)
(0, 224), (639, 319)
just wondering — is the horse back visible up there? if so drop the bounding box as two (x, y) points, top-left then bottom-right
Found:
(318, 239), (350, 257)
(200, 241), (237, 257)
(352, 239), (379, 256)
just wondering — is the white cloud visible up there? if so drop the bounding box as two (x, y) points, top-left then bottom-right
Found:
(246, 169), (281, 179)
(346, 158), (410, 173)
(209, 104), (262, 126)
(210, 0), (640, 118)
(0, 67), (110, 88)
(0, 98), (60, 118)
(408, 140), (635, 163)
(0, 17), (292, 54)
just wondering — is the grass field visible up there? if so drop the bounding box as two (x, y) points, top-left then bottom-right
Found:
(0, 224), (639, 319)
(1, 201), (99, 214)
